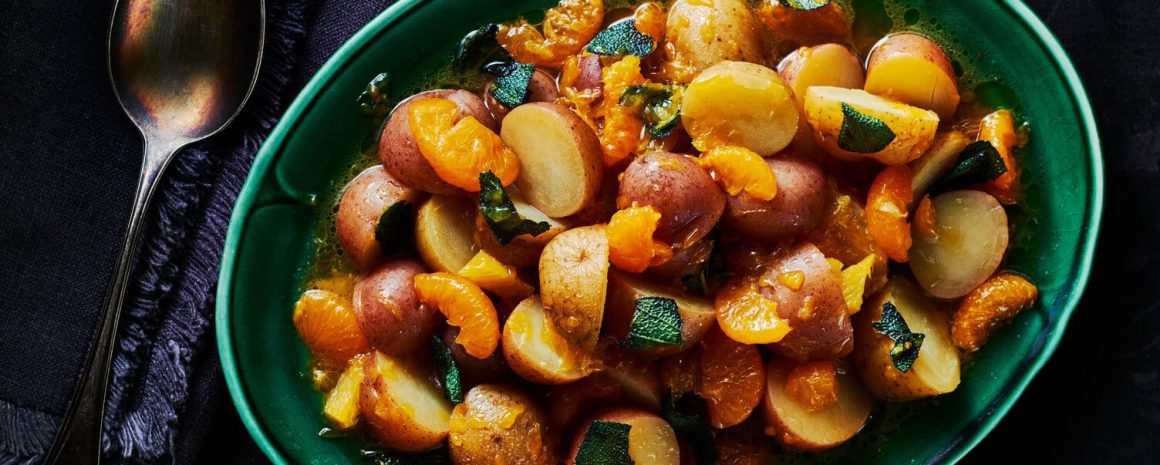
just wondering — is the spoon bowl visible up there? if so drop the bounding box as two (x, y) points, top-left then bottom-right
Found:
(45, 0), (263, 463)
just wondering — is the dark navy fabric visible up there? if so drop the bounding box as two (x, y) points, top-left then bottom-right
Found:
(0, 0), (1156, 464)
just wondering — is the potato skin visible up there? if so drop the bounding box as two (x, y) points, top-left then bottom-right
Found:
(485, 68), (560, 121)
(604, 270), (716, 358)
(335, 165), (426, 271)
(572, 54), (603, 92)
(449, 384), (557, 465)
(759, 243), (853, 360)
(618, 152), (725, 246)
(360, 352), (451, 452)
(665, 0), (764, 81)
(725, 155), (826, 242)
(352, 259), (438, 355)
(381, 89), (496, 194)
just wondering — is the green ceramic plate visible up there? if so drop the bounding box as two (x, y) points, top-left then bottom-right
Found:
(217, 0), (1103, 463)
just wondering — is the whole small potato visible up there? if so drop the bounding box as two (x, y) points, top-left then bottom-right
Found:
(484, 68), (560, 121)
(665, 0), (763, 81)
(725, 155), (826, 242)
(381, 89), (496, 194)
(449, 384), (557, 465)
(335, 165), (426, 271)
(361, 351), (452, 452)
(618, 152), (725, 246)
(759, 243), (853, 360)
(352, 259), (438, 355)
(682, 61), (800, 157)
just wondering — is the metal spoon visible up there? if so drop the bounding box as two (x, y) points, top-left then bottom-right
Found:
(45, 0), (264, 463)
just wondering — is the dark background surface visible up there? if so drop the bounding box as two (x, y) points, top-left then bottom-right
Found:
(1, 0), (1157, 464)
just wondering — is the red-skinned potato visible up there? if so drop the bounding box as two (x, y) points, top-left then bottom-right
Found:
(725, 154), (827, 242)
(567, 408), (681, 465)
(443, 326), (510, 387)
(448, 384), (557, 465)
(665, 0), (764, 82)
(360, 351), (452, 452)
(618, 152), (725, 247)
(756, 0), (852, 50)
(853, 277), (961, 399)
(484, 68), (560, 121)
(865, 33), (961, 120)
(352, 259), (438, 355)
(762, 358), (872, 451)
(572, 54), (604, 92)
(502, 102), (603, 218)
(604, 270), (716, 358)
(760, 243), (853, 360)
(381, 89), (496, 194)
(474, 189), (569, 269)
(335, 166), (426, 271)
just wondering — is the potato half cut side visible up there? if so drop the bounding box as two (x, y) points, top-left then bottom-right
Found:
(539, 225), (610, 350)
(804, 86), (939, 165)
(865, 33), (961, 120)
(360, 351), (452, 452)
(566, 408), (681, 465)
(503, 295), (601, 385)
(604, 270), (716, 358)
(909, 190), (1009, 299)
(415, 194), (479, 272)
(502, 102), (603, 218)
(853, 277), (961, 399)
(762, 358), (872, 451)
(681, 61), (799, 156)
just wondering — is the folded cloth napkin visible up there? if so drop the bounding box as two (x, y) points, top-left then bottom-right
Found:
(0, 0), (313, 463)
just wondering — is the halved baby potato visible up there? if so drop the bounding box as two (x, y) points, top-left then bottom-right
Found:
(909, 190), (1009, 299)
(474, 188), (569, 269)
(665, 0), (764, 81)
(415, 194), (479, 272)
(539, 225), (611, 350)
(360, 351), (453, 452)
(502, 102), (603, 218)
(804, 86), (939, 165)
(567, 408), (681, 465)
(335, 165), (426, 271)
(908, 131), (971, 200)
(865, 33), (961, 120)
(853, 277), (961, 399)
(503, 295), (601, 385)
(381, 89), (496, 194)
(604, 270), (716, 358)
(448, 384), (557, 465)
(762, 358), (872, 451)
(682, 61), (800, 156)
(778, 44), (865, 108)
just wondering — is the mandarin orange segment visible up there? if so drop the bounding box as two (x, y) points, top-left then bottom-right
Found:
(408, 98), (520, 191)
(866, 165), (913, 262)
(952, 272), (1038, 351)
(414, 272), (500, 359)
(598, 55), (648, 166)
(784, 360), (840, 413)
(715, 279), (793, 345)
(497, 0), (604, 67)
(699, 328), (766, 428)
(293, 289), (370, 364)
(979, 110), (1021, 204)
(839, 255), (876, 314)
(913, 194), (938, 239)
(697, 146), (778, 201)
(608, 205), (672, 273)
(457, 250), (534, 301)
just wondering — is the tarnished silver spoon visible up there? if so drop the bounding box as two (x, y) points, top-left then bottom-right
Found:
(45, 0), (264, 463)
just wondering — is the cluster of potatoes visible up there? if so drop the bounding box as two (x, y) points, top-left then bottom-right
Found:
(307, 0), (1028, 463)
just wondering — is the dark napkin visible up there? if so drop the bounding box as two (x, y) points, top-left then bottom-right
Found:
(0, 0), (315, 463)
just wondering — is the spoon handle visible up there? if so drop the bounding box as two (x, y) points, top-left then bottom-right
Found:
(45, 139), (183, 465)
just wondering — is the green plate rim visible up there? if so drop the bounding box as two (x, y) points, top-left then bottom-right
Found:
(215, 0), (1105, 464)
